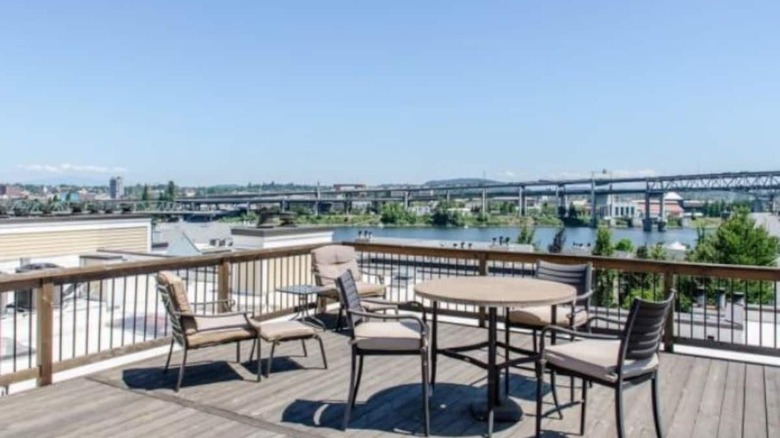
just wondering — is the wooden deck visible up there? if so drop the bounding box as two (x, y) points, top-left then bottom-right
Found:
(1, 319), (778, 437)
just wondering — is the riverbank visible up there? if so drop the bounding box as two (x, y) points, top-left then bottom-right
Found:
(222, 212), (722, 230)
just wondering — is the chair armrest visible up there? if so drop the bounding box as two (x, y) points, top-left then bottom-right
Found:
(586, 315), (624, 327)
(191, 299), (236, 310)
(348, 309), (428, 337)
(574, 289), (594, 304)
(402, 300), (427, 323)
(539, 325), (620, 353)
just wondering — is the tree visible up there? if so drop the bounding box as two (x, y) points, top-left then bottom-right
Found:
(568, 203), (579, 219)
(614, 238), (634, 253)
(517, 222), (535, 245)
(165, 180), (176, 201)
(548, 228), (566, 253)
(592, 227), (615, 307)
(430, 201), (464, 227)
(141, 185), (150, 201)
(592, 227), (614, 256)
(380, 203), (410, 225)
(65, 192), (72, 202)
(688, 208), (779, 304)
(689, 208), (779, 266)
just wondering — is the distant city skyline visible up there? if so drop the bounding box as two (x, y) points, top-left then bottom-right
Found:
(2, 2), (779, 185)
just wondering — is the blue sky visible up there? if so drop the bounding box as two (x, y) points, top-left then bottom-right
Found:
(1, 1), (778, 186)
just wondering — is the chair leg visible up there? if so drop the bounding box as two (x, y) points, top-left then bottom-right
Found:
(255, 337), (262, 382)
(343, 351), (358, 430)
(615, 385), (625, 438)
(652, 373), (663, 438)
(248, 339), (256, 360)
(163, 339), (175, 373)
(580, 378), (588, 435)
(317, 336), (328, 369)
(352, 355), (364, 409)
(421, 350), (431, 437)
(175, 347), (188, 392)
(551, 370), (563, 419)
(535, 360), (544, 437)
(532, 329), (538, 353)
(301, 339), (308, 357)
(504, 312), (510, 397)
(570, 334), (576, 402)
(337, 307), (345, 331)
(236, 341), (241, 363)
(266, 342), (276, 378)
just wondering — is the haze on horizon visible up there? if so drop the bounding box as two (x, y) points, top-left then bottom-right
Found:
(1, 2), (778, 186)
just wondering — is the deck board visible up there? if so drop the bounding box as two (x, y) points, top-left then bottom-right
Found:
(0, 320), (776, 437)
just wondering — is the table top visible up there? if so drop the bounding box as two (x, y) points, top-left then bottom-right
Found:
(275, 284), (327, 295)
(414, 277), (576, 308)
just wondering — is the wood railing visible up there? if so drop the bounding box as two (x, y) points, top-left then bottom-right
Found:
(1, 240), (778, 392)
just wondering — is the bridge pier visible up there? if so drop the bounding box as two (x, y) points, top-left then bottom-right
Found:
(481, 189), (487, 214)
(403, 192), (409, 210)
(590, 182), (597, 228)
(517, 187), (525, 217)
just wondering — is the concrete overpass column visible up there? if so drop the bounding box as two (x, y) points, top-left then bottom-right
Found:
(642, 191), (653, 231)
(481, 189), (487, 214)
(658, 192), (667, 231)
(445, 190), (451, 202)
(517, 187), (524, 217)
(403, 191), (409, 210)
(590, 181), (598, 228)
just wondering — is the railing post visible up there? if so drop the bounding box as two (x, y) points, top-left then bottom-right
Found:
(663, 270), (675, 352)
(36, 280), (54, 387)
(477, 254), (489, 328)
(218, 260), (230, 312)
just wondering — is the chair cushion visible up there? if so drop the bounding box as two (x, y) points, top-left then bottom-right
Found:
(353, 320), (425, 351)
(543, 339), (659, 383)
(311, 245), (363, 285)
(508, 306), (588, 328)
(157, 271), (197, 334)
(193, 314), (249, 332)
(187, 327), (257, 348)
(257, 320), (321, 342)
(320, 281), (386, 299)
(362, 298), (398, 312)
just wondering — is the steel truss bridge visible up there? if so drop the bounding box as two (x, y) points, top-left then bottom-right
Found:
(1, 171), (779, 219)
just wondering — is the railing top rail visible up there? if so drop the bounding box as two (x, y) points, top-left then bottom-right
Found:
(345, 241), (780, 282)
(0, 243), (323, 292)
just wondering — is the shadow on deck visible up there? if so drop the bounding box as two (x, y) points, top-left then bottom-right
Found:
(0, 320), (778, 437)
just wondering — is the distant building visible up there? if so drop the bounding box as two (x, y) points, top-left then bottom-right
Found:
(109, 176), (124, 200)
(0, 184), (22, 199)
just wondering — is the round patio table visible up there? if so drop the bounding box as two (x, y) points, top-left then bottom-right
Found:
(415, 277), (575, 437)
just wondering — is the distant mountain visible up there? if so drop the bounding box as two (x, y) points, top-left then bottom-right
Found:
(422, 178), (502, 187)
(17, 176), (107, 187)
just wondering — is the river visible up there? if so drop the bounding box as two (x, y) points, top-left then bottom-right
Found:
(333, 226), (701, 249)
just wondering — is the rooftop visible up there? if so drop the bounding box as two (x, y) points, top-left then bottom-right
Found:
(1, 319), (777, 437)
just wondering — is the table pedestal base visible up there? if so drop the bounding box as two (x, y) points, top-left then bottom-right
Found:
(469, 397), (523, 423)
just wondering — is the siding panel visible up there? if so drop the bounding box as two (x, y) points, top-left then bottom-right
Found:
(0, 227), (148, 259)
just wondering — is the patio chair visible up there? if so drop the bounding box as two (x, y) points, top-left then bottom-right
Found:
(335, 270), (431, 436)
(535, 292), (675, 437)
(504, 261), (593, 400)
(157, 271), (326, 391)
(312, 245), (398, 328)
(505, 261), (594, 352)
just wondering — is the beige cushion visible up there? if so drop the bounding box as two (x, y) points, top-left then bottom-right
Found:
(320, 281), (386, 299)
(257, 320), (320, 342)
(353, 320), (426, 351)
(508, 306), (588, 328)
(543, 339), (659, 383)
(311, 245), (363, 285)
(156, 271), (197, 335)
(362, 298), (398, 313)
(187, 327), (257, 348)
(194, 314), (249, 332)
